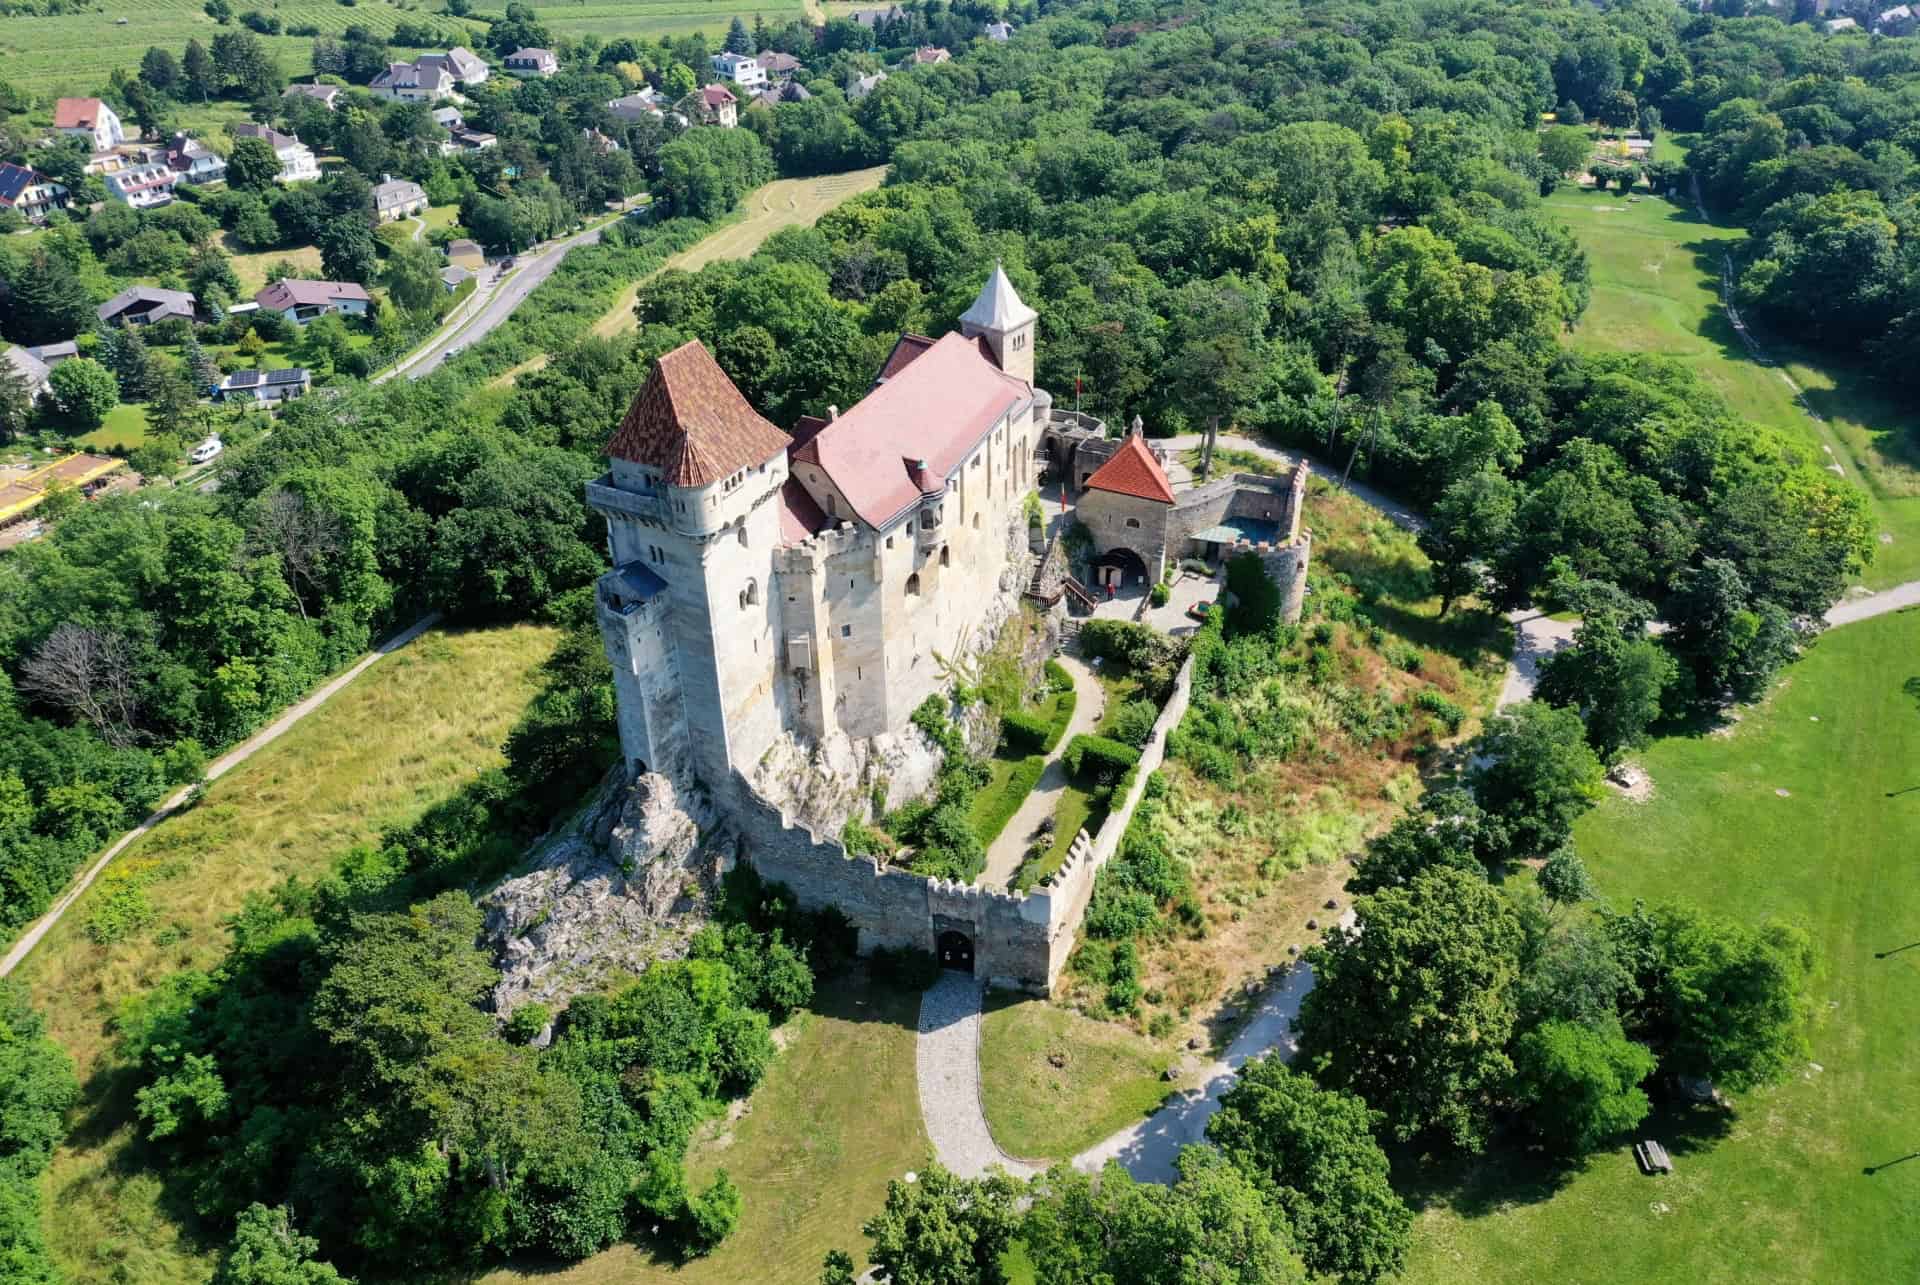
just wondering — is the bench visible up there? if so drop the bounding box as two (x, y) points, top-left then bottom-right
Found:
(1634, 1140), (1674, 1175)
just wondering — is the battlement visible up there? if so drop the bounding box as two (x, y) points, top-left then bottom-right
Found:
(774, 520), (874, 570)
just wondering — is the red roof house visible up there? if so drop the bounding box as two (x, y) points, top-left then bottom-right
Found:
(1083, 432), (1175, 505)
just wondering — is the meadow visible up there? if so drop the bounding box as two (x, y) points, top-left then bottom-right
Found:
(21, 623), (559, 1285)
(2, 0), (804, 97)
(1548, 184), (1920, 589)
(1406, 607), (1920, 1283)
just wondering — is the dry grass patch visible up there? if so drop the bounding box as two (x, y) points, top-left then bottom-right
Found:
(29, 624), (559, 1285)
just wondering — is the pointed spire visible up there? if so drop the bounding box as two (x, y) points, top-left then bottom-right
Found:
(959, 261), (1037, 333)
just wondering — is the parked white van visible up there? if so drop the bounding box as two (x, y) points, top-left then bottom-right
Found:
(189, 435), (223, 465)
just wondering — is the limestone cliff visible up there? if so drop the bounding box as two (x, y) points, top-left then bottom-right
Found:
(481, 770), (728, 1013)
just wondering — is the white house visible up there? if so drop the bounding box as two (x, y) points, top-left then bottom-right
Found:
(165, 133), (227, 185)
(504, 47), (558, 77)
(374, 47), (487, 100)
(0, 163), (68, 224)
(254, 279), (371, 325)
(105, 162), (180, 209)
(984, 20), (1013, 40)
(371, 174), (428, 222)
(282, 83), (343, 111)
(53, 97), (124, 151)
(421, 47), (489, 85)
(2, 346), (52, 397)
(848, 70), (889, 100)
(710, 51), (768, 91)
(217, 368), (312, 404)
(1825, 15), (1859, 30)
(231, 124), (321, 183)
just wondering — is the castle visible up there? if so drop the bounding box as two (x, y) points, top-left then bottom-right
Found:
(584, 266), (1311, 991)
(586, 265), (1044, 790)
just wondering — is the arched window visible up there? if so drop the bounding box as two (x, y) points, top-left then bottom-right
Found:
(905, 572), (921, 597)
(737, 523), (749, 547)
(1125, 517), (1141, 529)
(972, 513), (981, 529)
(940, 546), (950, 567)
(740, 578), (758, 609)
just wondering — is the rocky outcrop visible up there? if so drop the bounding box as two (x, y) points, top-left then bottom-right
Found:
(751, 725), (945, 838)
(481, 770), (728, 1014)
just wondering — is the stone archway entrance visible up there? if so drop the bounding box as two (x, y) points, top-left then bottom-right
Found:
(1094, 546), (1149, 590)
(937, 929), (974, 973)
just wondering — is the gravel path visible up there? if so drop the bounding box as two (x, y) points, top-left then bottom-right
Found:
(1498, 612), (1579, 709)
(978, 655), (1103, 890)
(1827, 580), (1920, 627)
(916, 913), (1356, 1183)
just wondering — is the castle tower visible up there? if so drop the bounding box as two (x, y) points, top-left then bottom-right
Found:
(959, 262), (1038, 385)
(587, 339), (791, 789)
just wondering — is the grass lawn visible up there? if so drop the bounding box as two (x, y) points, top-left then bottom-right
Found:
(215, 235), (324, 297)
(477, 969), (928, 1285)
(1546, 186), (1920, 589)
(75, 402), (150, 451)
(1406, 608), (1920, 1282)
(26, 624), (559, 1285)
(978, 991), (1173, 1162)
(969, 750), (1046, 848)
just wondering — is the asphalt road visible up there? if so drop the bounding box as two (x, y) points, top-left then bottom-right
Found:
(377, 220), (612, 383)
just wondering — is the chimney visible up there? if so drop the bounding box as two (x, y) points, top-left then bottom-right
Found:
(827, 405), (839, 420)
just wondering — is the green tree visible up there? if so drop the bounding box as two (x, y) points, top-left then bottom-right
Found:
(684, 1170), (741, 1253)
(663, 62), (697, 101)
(317, 215), (378, 285)
(102, 325), (158, 401)
(1537, 848), (1597, 916)
(148, 368), (201, 444)
(211, 29), (282, 100)
(183, 38), (216, 102)
(1539, 125), (1592, 181)
(1511, 1020), (1656, 1153)
(1347, 787), (1500, 893)
(1296, 867), (1524, 1151)
(1665, 559), (1797, 703)
(141, 45), (183, 93)
(818, 1249), (859, 1285)
(861, 1162), (1023, 1285)
(213, 1203), (353, 1284)
(1536, 625), (1678, 760)
(0, 356), (35, 444)
(226, 137), (283, 193)
(1, 249), (98, 345)
(1209, 1059), (1412, 1285)
(381, 237), (444, 314)
(1467, 702), (1604, 862)
(1418, 468), (1516, 616)
(188, 241), (244, 303)
(47, 358), (120, 430)
(724, 15), (754, 54)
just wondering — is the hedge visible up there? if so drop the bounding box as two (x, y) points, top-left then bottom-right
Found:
(1041, 689), (1078, 753)
(1002, 708), (1054, 754)
(1064, 734), (1142, 784)
(969, 754), (1046, 848)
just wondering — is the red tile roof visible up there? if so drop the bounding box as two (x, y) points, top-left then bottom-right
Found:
(255, 279), (371, 310)
(876, 333), (936, 382)
(780, 477), (829, 543)
(801, 331), (1029, 528)
(607, 340), (789, 486)
(54, 98), (104, 129)
(701, 83), (737, 106)
(1084, 433), (1175, 505)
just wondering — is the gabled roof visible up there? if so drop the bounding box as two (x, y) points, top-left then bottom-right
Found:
(233, 122), (303, 151)
(780, 477), (829, 543)
(255, 279), (371, 310)
(700, 83), (737, 107)
(960, 263), (1037, 333)
(0, 162), (49, 204)
(97, 285), (195, 322)
(3, 346), (49, 389)
(372, 176), (426, 206)
(1084, 433), (1175, 505)
(758, 51), (802, 72)
(606, 340), (789, 487)
(283, 83), (342, 105)
(798, 330), (1030, 528)
(54, 98), (106, 129)
(876, 333), (936, 382)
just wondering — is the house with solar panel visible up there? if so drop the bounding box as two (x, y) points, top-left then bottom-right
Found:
(216, 367), (312, 404)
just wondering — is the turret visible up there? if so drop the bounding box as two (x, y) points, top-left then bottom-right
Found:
(959, 262), (1037, 385)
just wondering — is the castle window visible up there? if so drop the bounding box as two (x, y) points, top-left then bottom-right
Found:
(1125, 517), (1141, 529)
(905, 572), (921, 597)
(940, 546), (950, 567)
(972, 513), (981, 529)
(737, 524), (749, 547)
(842, 625), (852, 637)
(741, 578), (758, 608)
(886, 536), (894, 549)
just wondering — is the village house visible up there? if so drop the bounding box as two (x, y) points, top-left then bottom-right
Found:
(254, 279), (370, 325)
(504, 47), (558, 77)
(164, 133), (227, 185)
(0, 163), (68, 224)
(850, 4), (906, 28)
(984, 20), (1014, 40)
(848, 70), (889, 100)
(2, 346), (53, 397)
(750, 81), (813, 111)
(710, 51), (768, 91)
(53, 97), (124, 151)
(757, 50), (803, 78)
(432, 106), (464, 132)
(231, 123), (321, 182)
(445, 128), (497, 154)
(686, 84), (739, 128)
(97, 286), (197, 327)
(104, 162), (180, 209)
(909, 46), (952, 65)
(370, 48), (488, 103)
(371, 174), (428, 222)
(582, 128), (621, 154)
(440, 264), (474, 293)
(607, 90), (667, 123)
(422, 46), (490, 84)
(216, 367), (312, 404)
(282, 82), (343, 111)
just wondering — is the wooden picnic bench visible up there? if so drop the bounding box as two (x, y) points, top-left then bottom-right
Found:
(1635, 1140), (1674, 1175)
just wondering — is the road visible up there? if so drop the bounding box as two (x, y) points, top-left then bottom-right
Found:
(0, 613), (441, 979)
(377, 219), (614, 383)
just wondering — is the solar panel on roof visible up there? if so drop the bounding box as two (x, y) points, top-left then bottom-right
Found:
(228, 370), (262, 387)
(266, 367), (307, 384)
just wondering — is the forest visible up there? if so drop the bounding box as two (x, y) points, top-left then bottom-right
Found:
(0, 0), (1901, 1277)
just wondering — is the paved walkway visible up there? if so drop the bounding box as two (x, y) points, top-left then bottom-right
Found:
(979, 655), (1103, 890)
(1498, 612), (1579, 709)
(918, 911), (1356, 1183)
(1827, 580), (1920, 627)
(0, 613), (441, 978)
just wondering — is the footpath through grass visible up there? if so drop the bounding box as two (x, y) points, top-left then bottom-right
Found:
(27, 624), (558, 1285)
(1407, 608), (1920, 1283)
(1548, 186), (1920, 589)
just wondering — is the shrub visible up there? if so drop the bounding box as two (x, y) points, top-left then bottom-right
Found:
(1414, 689), (1466, 734)
(1064, 734), (1142, 785)
(1106, 699), (1160, 749)
(1149, 582), (1170, 607)
(504, 1002), (550, 1044)
(1001, 708), (1053, 753)
(1106, 941), (1142, 1015)
(1044, 659), (1073, 693)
